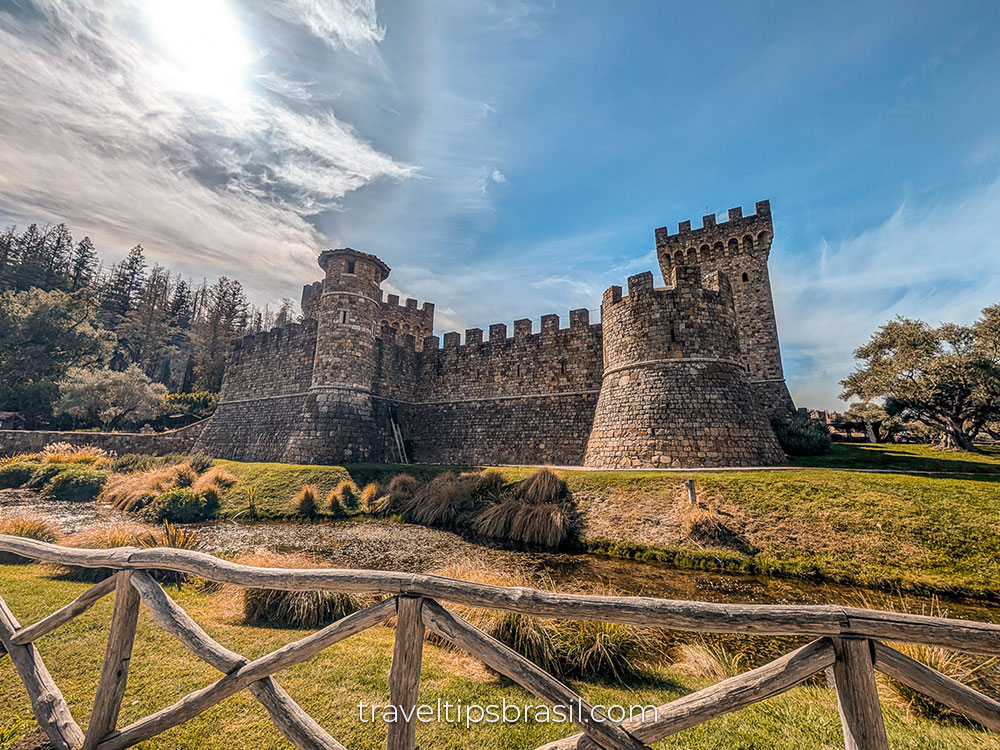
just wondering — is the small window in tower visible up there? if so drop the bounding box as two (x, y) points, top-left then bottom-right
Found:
(340, 310), (348, 324)
(741, 272), (749, 282)
(670, 326), (677, 342)
(346, 259), (356, 274)
(560, 361), (566, 375)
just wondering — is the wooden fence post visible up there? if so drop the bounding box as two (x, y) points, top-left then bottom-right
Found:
(831, 638), (889, 750)
(84, 571), (141, 750)
(386, 596), (425, 750)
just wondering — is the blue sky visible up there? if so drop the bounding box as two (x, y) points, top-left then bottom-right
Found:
(1, 0), (999, 409)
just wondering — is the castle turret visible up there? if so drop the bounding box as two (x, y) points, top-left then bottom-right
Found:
(583, 267), (785, 468)
(282, 248), (389, 463)
(654, 200), (794, 416)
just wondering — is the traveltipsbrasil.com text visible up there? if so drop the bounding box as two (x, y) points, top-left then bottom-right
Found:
(358, 699), (658, 727)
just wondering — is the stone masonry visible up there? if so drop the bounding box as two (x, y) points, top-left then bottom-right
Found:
(185, 200), (793, 468)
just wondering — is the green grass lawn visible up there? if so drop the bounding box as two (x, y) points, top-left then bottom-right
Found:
(211, 447), (1000, 599)
(790, 443), (1000, 474)
(1, 565), (998, 750)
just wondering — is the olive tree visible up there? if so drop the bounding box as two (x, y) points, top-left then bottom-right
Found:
(54, 364), (167, 429)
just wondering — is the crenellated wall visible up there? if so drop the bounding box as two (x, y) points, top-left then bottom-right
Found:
(15, 201), (793, 469)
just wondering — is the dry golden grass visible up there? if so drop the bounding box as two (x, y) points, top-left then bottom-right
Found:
(374, 473), (422, 515)
(233, 550), (367, 628)
(99, 462), (199, 512)
(429, 561), (561, 675)
(881, 642), (1000, 724)
(0, 515), (61, 564)
(328, 479), (358, 510)
(359, 482), (381, 512)
(401, 473), (481, 528)
(292, 484), (320, 517)
(192, 465), (236, 494)
(474, 498), (575, 548)
(671, 642), (750, 681)
(39, 442), (113, 469)
(48, 521), (161, 581)
(514, 467), (567, 505)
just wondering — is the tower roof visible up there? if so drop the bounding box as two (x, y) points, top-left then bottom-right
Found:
(317, 247), (391, 281)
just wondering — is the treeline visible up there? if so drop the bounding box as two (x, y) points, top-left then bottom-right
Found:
(0, 221), (296, 427)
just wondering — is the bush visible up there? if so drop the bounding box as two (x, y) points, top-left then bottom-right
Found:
(471, 470), (505, 502)
(0, 462), (37, 489)
(292, 484), (320, 517)
(238, 552), (365, 628)
(0, 515), (60, 564)
(26, 463), (67, 489)
(192, 465), (236, 495)
(771, 417), (832, 456)
(142, 487), (218, 523)
(41, 467), (108, 502)
(328, 479), (358, 510)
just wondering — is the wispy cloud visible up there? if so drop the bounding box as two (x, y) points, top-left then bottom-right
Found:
(0, 0), (410, 302)
(774, 179), (1000, 409)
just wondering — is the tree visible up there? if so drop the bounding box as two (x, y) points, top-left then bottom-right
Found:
(100, 244), (146, 320)
(117, 264), (171, 372)
(192, 276), (249, 391)
(0, 225), (18, 289)
(42, 223), (74, 290)
(0, 288), (114, 420)
(54, 365), (167, 429)
(841, 307), (1000, 451)
(69, 237), (98, 291)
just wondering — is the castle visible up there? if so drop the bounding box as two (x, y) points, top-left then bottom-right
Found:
(194, 200), (793, 468)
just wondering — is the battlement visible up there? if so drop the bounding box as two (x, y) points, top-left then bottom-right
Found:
(230, 319), (318, 355)
(425, 307), (598, 353)
(654, 200), (773, 260)
(603, 268), (734, 311)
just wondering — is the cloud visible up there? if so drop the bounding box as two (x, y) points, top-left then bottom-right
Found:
(0, 0), (410, 303)
(774, 179), (1000, 410)
(490, 168), (506, 184)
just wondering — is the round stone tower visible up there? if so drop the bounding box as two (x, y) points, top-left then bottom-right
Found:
(283, 248), (389, 464)
(584, 266), (785, 469)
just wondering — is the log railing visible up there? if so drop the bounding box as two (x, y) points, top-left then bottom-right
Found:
(0, 535), (998, 750)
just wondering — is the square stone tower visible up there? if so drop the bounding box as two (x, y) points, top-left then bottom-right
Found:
(654, 200), (794, 416)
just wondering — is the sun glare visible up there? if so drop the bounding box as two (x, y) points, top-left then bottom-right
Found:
(143, 0), (253, 104)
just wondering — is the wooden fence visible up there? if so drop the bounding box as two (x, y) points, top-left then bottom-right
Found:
(1, 534), (998, 750)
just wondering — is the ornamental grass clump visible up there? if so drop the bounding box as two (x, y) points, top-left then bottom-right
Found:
(359, 482), (381, 512)
(882, 643), (1000, 724)
(400, 473), (481, 529)
(39, 443), (113, 469)
(100, 462), (199, 512)
(474, 468), (576, 549)
(374, 473), (422, 515)
(50, 521), (160, 582)
(237, 551), (366, 629)
(328, 479), (358, 510)
(0, 515), (60, 564)
(429, 562), (561, 676)
(292, 484), (320, 518)
(142, 487), (218, 523)
(550, 619), (649, 683)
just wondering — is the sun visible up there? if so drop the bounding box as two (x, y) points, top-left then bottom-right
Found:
(143, 0), (253, 104)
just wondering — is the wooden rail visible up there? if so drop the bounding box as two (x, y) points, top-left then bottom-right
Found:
(0, 535), (998, 750)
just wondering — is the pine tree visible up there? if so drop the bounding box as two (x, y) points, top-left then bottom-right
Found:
(169, 279), (193, 329)
(0, 225), (18, 289)
(101, 244), (146, 319)
(69, 236), (98, 291)
(193, 276), (249, 391)
(12, 224), (46, 290)
(42, 223), (74, 290)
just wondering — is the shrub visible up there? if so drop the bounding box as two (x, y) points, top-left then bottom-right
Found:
(39, 443), (113, 468)
(237, 552), (365, 628)
(374, 474), (422, 515)
(551, 619), (647, 683)
(100, 462), (199, 512)
(514, 468), (567, 505)
(0, 462), (37, 489)
(401, 473), (481, 528)
(771, 417), (832, 456)
(292, 484), (320, 517)
(475, 498), (576, 548)
(429, 562), (561, 675)
(0, 515), (60, 564)
(192, 465), (236, 494)
(142, 487), (218, 523)
(26, 463), (67, 489)
(471, 470), (505, 502)
(41, 467), (108, 502)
